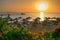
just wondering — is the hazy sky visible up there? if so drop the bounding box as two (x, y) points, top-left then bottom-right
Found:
(0, 0), (60, 12)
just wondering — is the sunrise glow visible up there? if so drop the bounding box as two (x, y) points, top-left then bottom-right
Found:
(37, 2), (48, 11)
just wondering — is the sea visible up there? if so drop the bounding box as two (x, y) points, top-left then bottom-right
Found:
(0, 12), (60, 32)
(0, 12), (60, 19)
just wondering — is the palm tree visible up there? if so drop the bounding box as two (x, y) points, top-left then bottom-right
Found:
(44, 17), (51, 26)
(48, 17), (50, 20)
(14, 18), (18, 21)
(18, 17), (22, 20)
(56, 18), (60, 25)
(44, 17), (49, 22)
(26, 17), (32, 25)
(7, 14), (11, 19)
(51, 17), (56, 21)
(32, 17), (41, 27)
(53, 17), (57, 19)
(26, 17), (31, 21)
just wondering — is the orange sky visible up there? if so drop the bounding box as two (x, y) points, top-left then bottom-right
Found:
(0, 0), (60, 12)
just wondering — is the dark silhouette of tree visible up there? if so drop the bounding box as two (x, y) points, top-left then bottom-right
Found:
(14, 18), (18, 21)
(7, 14), (11, 19)
(26, 17), (31, 20)
(32, 17), (41, 27)
(17, 17), (22, 21)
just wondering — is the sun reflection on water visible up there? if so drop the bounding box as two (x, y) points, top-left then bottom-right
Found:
(40, 12), (44, 21)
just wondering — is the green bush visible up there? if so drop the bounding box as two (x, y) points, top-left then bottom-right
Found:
(0, 17), (60, 40)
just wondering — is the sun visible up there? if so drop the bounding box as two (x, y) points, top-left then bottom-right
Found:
(37, 2), (47, 11)
(36, 2), (48, 21)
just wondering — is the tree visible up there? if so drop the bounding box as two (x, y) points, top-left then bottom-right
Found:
(32, 17), (41, 27)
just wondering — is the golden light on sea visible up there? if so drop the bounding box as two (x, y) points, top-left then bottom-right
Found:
(36, 2), (48, 21)
(40, 12), (44, 21)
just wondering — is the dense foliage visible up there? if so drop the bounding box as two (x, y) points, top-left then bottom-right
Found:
(0, 17), (60, 40)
